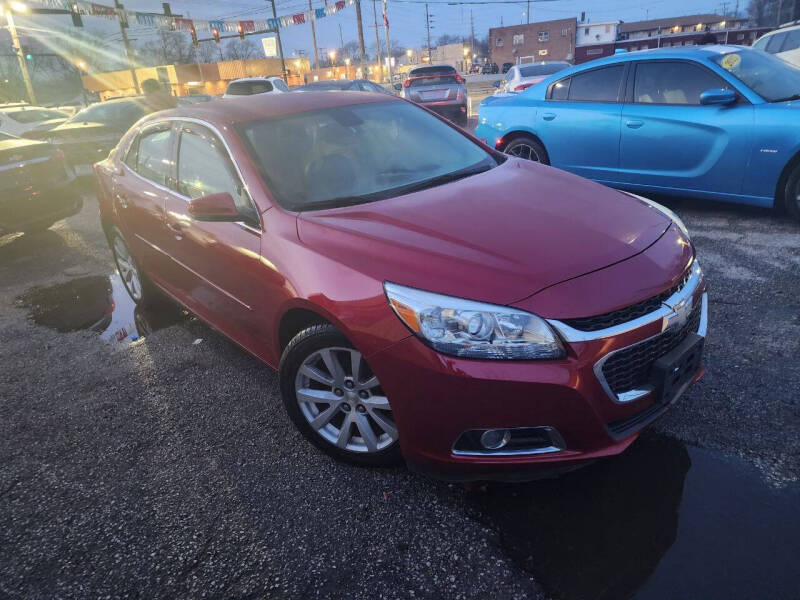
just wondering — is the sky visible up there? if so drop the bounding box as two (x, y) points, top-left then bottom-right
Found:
(15, 0), (745, 62)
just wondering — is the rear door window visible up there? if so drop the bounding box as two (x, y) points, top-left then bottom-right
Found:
(566, 65), (625, 102)
(133, 126), (172, 186)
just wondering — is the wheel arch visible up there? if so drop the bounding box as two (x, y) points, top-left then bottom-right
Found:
(498, 129), (547, 153)
(775, 149), (800, 212)
(277, 305), (334, 355)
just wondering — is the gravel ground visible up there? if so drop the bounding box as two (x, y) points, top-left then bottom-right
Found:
(1, 191), (798, 600)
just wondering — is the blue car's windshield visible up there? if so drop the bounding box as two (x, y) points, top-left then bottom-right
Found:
(711, 50), (800, 102)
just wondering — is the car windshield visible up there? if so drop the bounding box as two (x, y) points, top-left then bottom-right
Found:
(6, 109), (66, 123)
(67, 100), (147, 126)
(407, 75), (458, 87)
(519, 63), (570, 77)
(237, 100), (497, 211)
(711, 49), (800, 102)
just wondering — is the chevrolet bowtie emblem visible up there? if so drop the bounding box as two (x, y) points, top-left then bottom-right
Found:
(662, 296), (692, 332)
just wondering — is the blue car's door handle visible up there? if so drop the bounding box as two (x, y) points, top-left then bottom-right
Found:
(626, 120), (644, 129)
(542, 112), (556, 121)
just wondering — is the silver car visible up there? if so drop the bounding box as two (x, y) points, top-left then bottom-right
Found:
(395, 65), (468, 126)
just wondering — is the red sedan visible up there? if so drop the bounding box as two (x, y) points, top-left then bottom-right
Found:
(94, 92), (707, 481)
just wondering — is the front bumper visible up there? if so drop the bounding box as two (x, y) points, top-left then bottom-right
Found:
(368, 270), (707, 482)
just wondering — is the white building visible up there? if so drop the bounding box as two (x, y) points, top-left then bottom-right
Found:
(576, 21), (620, 46)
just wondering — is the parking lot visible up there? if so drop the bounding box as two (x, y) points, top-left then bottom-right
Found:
(1, 188), (798, 600)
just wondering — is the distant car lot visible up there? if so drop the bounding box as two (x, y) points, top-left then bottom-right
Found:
(0, 191), (797, 599)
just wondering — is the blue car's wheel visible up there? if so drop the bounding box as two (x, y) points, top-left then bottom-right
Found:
(503, 136), (549, 165)
(784, 163), (800, 221)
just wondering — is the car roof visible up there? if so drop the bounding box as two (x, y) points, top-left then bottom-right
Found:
(228, 77), (281, 83)
(578, 44), (746, 68)
(145, 90), (398, 126)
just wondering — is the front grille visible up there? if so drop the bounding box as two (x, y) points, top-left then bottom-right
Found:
(601, 300), (701, 395)
(562, 267), (692, 332)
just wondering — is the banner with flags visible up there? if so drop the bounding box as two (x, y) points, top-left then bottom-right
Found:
(29, 0), (357, 32)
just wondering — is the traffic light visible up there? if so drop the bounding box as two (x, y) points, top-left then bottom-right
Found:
(212, 27), (220, 44)
(70, 3), (83, 27)
(189, 25), (198, 48)
(237, 23), (245, 41)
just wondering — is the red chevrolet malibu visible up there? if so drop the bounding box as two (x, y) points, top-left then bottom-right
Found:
(95, 92), (707, 480)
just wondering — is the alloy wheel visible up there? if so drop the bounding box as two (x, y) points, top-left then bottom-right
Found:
(506, 143), (541, 162)
(113, 235), (142, 302)
(294, 346), (397, 453)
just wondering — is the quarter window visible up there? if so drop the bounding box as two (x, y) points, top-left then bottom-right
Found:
(176, 124), (258, 223)
(555, 65), (624, 102)
(633, 61), (729, 105)
(133, 127), (172, 186)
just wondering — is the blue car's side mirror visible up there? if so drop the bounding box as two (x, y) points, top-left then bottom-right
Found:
(700, 88), (737, 106)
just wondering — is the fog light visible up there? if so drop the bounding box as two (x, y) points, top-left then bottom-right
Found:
(480, 429), (511, 450)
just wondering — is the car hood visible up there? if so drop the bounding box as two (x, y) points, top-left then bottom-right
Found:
(296, 159), (671, 306)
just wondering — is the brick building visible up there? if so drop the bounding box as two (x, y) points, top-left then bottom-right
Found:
(489, 18), (577, 66)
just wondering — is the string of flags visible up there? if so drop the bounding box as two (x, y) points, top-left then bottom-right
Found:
(30, 0), (356, 32)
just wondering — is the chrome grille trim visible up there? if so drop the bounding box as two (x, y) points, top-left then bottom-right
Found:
(547, 260), (702, 343)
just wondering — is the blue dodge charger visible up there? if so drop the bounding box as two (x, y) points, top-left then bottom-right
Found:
(475, 46), (800, 219)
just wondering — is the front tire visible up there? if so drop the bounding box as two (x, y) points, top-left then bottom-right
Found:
(279, 324), (402, 467)
(503, 135), (550, 165)
(782, 162), (800, 220)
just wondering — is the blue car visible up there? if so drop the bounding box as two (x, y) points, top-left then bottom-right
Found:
(475, 46), (800, 219)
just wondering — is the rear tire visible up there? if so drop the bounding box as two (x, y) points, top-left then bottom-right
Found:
(279, 324), (402, 467)
(503, 135), (550, 165)
(109, 226), (152, 304)
(782, 162), (800, 220)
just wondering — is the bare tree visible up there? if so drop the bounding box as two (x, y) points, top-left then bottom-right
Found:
(196, 42), (222, 63)
(137, 31), (196, 67)
(222, 39), (260, 61)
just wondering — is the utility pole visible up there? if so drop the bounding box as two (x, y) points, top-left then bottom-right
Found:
(470, 9), (475, 58)
(355, 0), (366, 62)
(382, 0), (392, 81)
(526, 0), (530, 24)
(4, 6), (36, 104)
(268, 0), (287, 78)
(114, 1), (140, 95)
(425, 3), (432, 62)
(372, 0), (383, 81)
(339, 23), (345, 55)
(308, 0), (320, 69)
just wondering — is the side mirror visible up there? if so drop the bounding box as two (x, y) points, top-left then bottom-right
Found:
(700, 88), (736, 106)
(393, 83), (402, 91)
(493, 80), (501, 88)
(188, 192), (240, 222)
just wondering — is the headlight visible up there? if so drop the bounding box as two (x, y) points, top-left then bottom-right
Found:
(384, 282), (565, 360)
(625, 192), (690, 240)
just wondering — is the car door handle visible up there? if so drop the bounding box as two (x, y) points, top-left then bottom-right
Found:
(115, 193), (128, 209)
(542, 112), (556, 121)
(626, 120), (644, 129)
(166, 221), (184, 239)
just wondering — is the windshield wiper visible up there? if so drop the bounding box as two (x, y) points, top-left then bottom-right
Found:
(399, 160), (495, 194)
(771, 93), (800, 102)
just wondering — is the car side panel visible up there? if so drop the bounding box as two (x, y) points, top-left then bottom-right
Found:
(743, 104), (800, 202)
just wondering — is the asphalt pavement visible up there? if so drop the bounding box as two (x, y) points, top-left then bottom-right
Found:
(1, 189), (798, 600)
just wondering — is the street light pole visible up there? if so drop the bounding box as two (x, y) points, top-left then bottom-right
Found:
(4, 4), (37, 104)
(372, 0), (383, 81)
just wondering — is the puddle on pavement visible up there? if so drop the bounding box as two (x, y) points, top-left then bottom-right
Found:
(467, 434), (800, 600)
(16, 274), (189, 344)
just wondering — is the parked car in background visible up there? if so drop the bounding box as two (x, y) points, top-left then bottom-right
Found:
(294, 79), (392, 94)
(482, 62), (499, 74)
(752, 22), (800, 67)
(0, 132), (81, 235)
(34, 97), (157, 176)
(469, 63), (482, 74)
(223, 77), (289, 98)
(397, 65), (468, 125)
(477, 46), (800, 219)
(95, 91), (706, 480)
(177, 94), (215, 105)
(0, 105), (69, 137)
(502, 62), (513, 74)
(495, 62), (571, 94)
